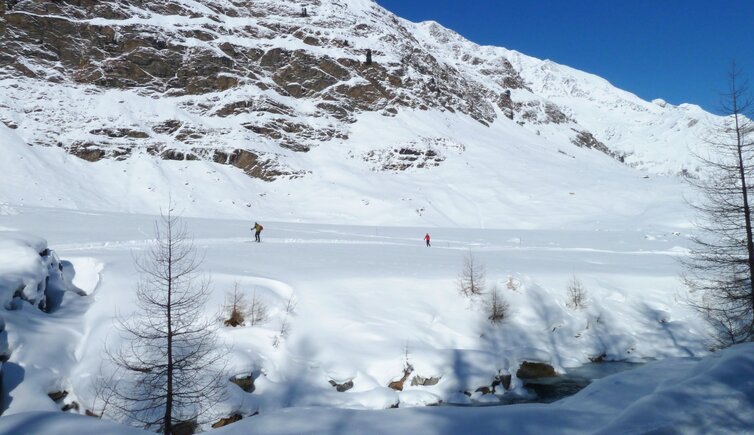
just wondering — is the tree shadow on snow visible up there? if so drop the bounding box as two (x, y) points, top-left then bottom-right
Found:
(635, 301), (696, 358)
(1, 362), (25, 414)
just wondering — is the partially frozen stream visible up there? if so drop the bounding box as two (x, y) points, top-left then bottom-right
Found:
(518, 361), (644, 404)
(446, 361), (645, 407)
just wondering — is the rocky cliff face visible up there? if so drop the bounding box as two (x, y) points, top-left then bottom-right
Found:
(0, 0), (711, 181)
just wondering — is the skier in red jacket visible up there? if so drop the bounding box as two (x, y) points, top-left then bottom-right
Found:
(424, 233), (431, 247)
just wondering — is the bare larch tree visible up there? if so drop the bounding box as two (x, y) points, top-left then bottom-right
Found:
(685, 63), (754, 346)
(107, 209), (226, 434)
(248, 290), (269, 326)
(485, 285), (510, 325)
(224, 282), (248, 327)
(458, 251), (486, 297)
(565, 276), (588, 310)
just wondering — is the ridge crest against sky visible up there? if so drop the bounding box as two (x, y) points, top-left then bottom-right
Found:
(376, 0), (753, 113)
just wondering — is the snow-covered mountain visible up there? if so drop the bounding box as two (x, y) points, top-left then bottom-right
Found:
(0, 0), (712, 224)
(5, 3), (754, 433)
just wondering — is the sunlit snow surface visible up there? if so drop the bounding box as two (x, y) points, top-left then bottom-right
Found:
(2, 205), (749, 434)
(0, 0), (748, 430)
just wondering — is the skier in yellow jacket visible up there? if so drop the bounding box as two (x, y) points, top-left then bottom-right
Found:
(253, 222), (263, 243)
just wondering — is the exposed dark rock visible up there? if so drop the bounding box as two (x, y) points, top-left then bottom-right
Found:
(1, 119), (18, 129)
(211, 149), (282, 181)
(475, 386), (492, 395)
(62, 401), (80, 412)
(516, 362), (557, 379)
(571, 130), (610, 154)
(329, 379), (354, 392)
(151, 120), (183, 134)
(211, 414), (243, 429)
(161, 149), (198, 161)
(230, 374), (255, 393)
(544, 103), (571, 124)
(492, 373), (512, 391)
(410, 375), (440, 387)
(388, 364), (413, 391)
(89, 128), (149, 139)
(570, 129), (628, 163)
(174, 126), (207, 143)
(68, 142), (106, 162)
(172, 419), (198, 435)
(363, 144), (446, 171)
(48, 390), (68, 402)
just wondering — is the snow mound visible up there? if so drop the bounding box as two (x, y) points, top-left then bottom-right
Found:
(0, 231), (91, 417)
(0, 232), (50, 309)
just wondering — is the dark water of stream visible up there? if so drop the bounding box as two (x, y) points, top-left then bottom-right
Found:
(518, 361), (643, 404)
(445, 361), (644, 407)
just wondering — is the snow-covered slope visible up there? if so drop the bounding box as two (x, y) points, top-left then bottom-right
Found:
(0, 208), (744, 433)
(412, 21), (713, 174)
(0, 0), (717, 225)
(0, 2), (744, 433)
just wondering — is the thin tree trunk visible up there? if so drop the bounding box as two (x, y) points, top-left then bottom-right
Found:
(165, 220), (174, 435)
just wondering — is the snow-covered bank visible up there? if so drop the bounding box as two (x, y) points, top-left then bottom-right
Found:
(0, 231), (93, 417)
(3, 343), (752, 434)
(0, 206), (713, 429)
(210, 342), (754, 434)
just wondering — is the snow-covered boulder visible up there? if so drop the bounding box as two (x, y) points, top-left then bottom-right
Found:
(0, 232), (79, 312)
(0, 232), (51, 311)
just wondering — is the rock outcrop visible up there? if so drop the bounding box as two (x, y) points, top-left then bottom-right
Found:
(0, 0), (629, 183)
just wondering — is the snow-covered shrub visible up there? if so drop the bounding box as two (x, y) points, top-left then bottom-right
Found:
(224, 282), (249, 327)
(485, 286), (510, 325)
(566, 276), (588, 310)
(457, 252), (485, 297)
(249, 290), (269, 326)
(271, 295), (296, 348)
(284, 294), (297, 316)
(271, 317), (290, 349)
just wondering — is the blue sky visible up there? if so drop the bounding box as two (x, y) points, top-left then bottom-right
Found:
(375, 0), (753, 114)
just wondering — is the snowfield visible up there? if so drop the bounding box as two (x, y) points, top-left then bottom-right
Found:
(0, 0), (751, 432)
(2, 200), (749, 433)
